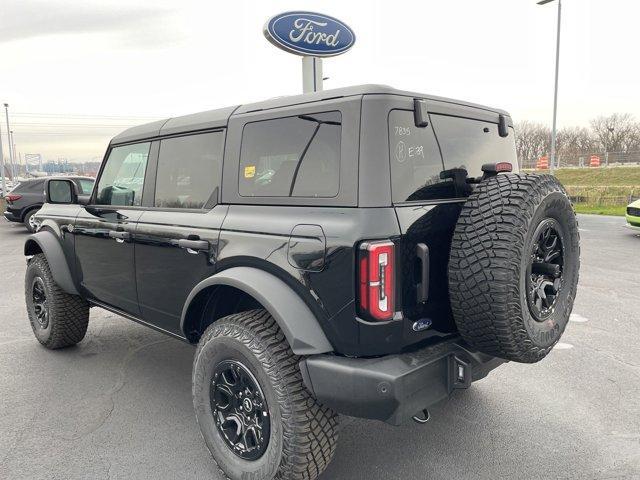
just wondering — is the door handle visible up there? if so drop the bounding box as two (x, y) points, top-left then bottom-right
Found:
(177, 238), (209, 252)
(416, 243), (429, 303)
(108, 230), (130, 243)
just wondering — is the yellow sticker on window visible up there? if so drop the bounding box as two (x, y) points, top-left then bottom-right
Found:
(244, 165), (256, 178)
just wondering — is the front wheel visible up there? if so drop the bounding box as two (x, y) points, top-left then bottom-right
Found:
(192, 309), (338, 480)
(25, 254), (90, 349)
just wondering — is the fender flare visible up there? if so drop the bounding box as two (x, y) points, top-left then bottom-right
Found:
(24, 231), (79, 295)
(180, 267), (333, 355)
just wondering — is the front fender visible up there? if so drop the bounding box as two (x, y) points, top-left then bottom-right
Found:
(180, 267), (333, 355)
(24, 231), (78, 295)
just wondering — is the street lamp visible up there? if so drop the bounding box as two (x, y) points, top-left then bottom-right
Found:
(538, 0), (562, 173)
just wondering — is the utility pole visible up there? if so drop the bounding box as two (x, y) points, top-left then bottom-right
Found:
(10, 131), (17, 178)
(0, 116), (5, 194)
(4, 104), (15, 180)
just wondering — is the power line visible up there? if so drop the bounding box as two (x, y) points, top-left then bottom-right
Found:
(12, 112), (164, 120)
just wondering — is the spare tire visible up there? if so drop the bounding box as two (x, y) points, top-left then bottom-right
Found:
(448, 173), (580, 363)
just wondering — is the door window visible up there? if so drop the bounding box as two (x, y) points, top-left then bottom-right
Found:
(78, 179), (95, 194)
(96, 142), (150, 206)
(239, 111), (341, 198)
(154, 132), (224, 209)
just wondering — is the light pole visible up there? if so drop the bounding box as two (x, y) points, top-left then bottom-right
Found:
(10, 131), (17, 178)
(4, 104), (15, 179)
(0, 117), (5, 195)
(538, 0), (562, 173)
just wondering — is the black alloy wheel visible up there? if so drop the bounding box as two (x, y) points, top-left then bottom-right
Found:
(31, 276), (49, 329)
(527, 218), (565, 321)
(210, 359), (270, 461)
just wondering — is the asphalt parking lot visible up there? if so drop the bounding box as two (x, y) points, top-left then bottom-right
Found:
(1, 214), (639, 480)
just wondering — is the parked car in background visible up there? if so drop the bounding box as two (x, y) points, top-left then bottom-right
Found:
(626, 199), (640, 232)
(3, 176), (95, 232)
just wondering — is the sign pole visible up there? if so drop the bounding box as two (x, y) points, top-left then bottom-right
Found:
(302, 57), (323, 93)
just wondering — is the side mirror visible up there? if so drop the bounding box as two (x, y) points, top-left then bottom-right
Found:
(45, 179), (78, 204)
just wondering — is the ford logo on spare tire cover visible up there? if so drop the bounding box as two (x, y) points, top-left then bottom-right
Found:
(264, 11), (356, 57)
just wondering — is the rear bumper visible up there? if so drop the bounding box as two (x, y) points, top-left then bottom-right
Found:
(3, 209), (20, 222)
(300, 337), (505, 425)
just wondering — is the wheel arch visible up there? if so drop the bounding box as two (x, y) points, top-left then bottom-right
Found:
(180, 267), (333, 355)
(24, 231), (79, 295)
(21, 204), (43, 222)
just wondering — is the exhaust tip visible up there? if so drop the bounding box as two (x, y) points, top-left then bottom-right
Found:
(412, 409), (430, 424)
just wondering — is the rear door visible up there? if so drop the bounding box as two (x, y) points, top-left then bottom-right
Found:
(134, 130), (226, 336)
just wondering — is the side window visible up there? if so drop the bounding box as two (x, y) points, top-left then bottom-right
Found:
(239, 111), (341, 198)
(96, 142), (150, 206)
(24, 181), (43, 192)
(154, 131), (224, 209)
(388, 110), (449, 202)
(78, 179), (95, 195)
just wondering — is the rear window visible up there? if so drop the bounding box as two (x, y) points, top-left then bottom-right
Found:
(239, 111), (341, 198)
(388, 111), (517, 203)
(431, 114), (517, 176)
(388, 110), (446, 203)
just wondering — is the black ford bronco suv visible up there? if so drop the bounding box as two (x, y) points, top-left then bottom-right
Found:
(23, 85), (579, 480)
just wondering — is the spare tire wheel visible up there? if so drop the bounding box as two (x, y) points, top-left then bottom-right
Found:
(448, 173), (580, 363)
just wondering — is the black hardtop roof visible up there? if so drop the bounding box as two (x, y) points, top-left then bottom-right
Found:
(111, 84), (510, 145)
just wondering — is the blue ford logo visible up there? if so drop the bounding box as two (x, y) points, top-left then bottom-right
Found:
(412, 318), (433, 332)
(264, 11), (356, 57)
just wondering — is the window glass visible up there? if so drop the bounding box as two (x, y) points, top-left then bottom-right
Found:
(239, 111), (341, 198)
(22, 180), (43, 192)
(78, 179), (95, 194)
(389, 111), (519, 203)
(431, 115), (518, 175)
(388, 110), (448, 202)
(154, 132), (224, 209)
(96, 142), (150, 206)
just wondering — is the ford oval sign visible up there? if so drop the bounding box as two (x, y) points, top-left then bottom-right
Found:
(264, 11), (356, 57)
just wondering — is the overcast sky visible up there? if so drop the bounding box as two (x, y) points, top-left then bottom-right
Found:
(0, 0), (637, 162)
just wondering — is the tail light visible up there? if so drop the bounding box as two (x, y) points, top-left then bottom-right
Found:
(5, 194), (22, 203)
(358, 240), (395, 321)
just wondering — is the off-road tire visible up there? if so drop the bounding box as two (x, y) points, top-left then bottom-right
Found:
(192, 309), (338, 480)
(25, 253), (90, 349)
(23, 208), (40, 233)
(448, 174), (580, 363)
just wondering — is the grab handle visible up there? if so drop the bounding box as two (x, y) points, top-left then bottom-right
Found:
(416, 243), (429, 303)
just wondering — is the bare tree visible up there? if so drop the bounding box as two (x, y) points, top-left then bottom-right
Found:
(515, 121), (550, 168)
(590, 113), (640, 153)
(556, 126), (596, 160)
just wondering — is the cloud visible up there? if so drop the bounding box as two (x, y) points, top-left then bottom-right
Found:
(0, 0), (174, 43)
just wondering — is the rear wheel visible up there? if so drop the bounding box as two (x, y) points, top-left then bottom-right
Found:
(23, 208), (40, 233)
(25, 254), (90, 349)
(192, 309), (338, 480)
(448, 174), (580, 363)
